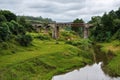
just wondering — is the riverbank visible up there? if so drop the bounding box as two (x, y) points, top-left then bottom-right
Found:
(0, 39), (93, 80)
(99, 40), (120, 76)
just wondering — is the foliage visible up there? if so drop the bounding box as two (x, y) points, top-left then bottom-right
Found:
(35, 33), (51, 40)
(0, 22), (11, 41)
(0, 10), (16, 21)
(89, 8), (120, 42)
(99, 41), (120, 76)
(112, 29), (120, 40)
(18, 16), (54, 24)
(59, 30), (79, 41)
(66, 39), (92, 50)
(16, 34), (33, 46)
(17, 16), (34, 32)
(0, 15), (7, 22)
(0, 42), (9, 49)
(71, 18), (84, 37)
(0, 40), (93, 80)
(10, 20), (26, 35)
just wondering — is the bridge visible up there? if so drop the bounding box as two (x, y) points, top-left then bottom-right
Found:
(32, 22), (93, 39)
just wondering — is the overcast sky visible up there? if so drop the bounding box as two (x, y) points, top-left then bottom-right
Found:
(0, 0), (120, 22)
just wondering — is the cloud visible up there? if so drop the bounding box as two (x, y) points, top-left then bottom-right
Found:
(0, 0), (120, 22)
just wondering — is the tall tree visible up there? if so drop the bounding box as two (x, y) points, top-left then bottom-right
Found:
(0, 10), (16, 21)
(0, 22), (11, 41)
(116, 8), (120, 19)
(0, 15), (7, 22)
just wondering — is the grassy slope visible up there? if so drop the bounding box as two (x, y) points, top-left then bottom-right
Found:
(100, 40), (120, 76)
(0, 39), (92, 80)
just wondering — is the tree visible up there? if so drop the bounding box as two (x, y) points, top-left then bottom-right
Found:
(11, 20), (25, 35)
(89, 8), (120, 42)
(0, 22), (11, 41)
(0, 15), (7, 22)
(16, 34), (33, 46)
(0, 10), (16, 21)
(116, 8), (120, 19)
(17, 16), (33, 32)
(113, 19), (120, 33)
(17, 16), (26, 26)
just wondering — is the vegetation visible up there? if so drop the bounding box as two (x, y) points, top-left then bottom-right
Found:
(0, 39), (93, 80)
(0, 10), (16, 21)
(18, 16), (54, 24)
(89, 8), (120, 42)
(0, 8), (120, 80)
(0, 10), (33, 46)
(16, 34), (33, 46)
(72, 18), (84, 37)
(88, 8), (120, 76)
(99, 40), (120, 76)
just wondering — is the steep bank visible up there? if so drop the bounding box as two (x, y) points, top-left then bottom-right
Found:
(0, 39), (93, 80)
(99, 40), (120, 76)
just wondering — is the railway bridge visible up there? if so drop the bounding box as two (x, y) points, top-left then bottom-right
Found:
(32, 22), (93, 39)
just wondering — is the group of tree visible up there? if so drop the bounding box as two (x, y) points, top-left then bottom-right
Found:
(0, 10), (33, 46)
(18, 16), (54, 24)
(89, 8), (120, 42)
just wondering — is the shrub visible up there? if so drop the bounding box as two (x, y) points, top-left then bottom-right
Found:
(66, 39), (92, 50)
(0, 22), (11, 41)
(35, 34), (51, 40)
(0, 10), (16, 21)
(65, 40), (81, 46)
(11, 20), (25, 35)
(59, 31), (78, 41)
(112, 29), (120, 40)
(16, 34), (33, 46)
(61, 31), (72, 37)
(0, 14), (7, 22)
(0, 42), (9, 49)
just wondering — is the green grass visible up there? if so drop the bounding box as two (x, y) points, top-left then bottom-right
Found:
(99, 40), (120, 76)
(0, 39), (93, 80)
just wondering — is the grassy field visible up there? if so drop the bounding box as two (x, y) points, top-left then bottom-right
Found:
(99, 40), (120, 76)
(0, 39), (93, 80)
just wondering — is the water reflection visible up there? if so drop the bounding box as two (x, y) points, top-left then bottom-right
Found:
(52, 62), (120, 80)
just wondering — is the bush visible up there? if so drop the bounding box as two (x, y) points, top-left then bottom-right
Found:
(16, 34), (33, 46)
(0, 10), (16, 21)
(61, 31), (72, 37)
(0, 22), (11, 41)
(0, 42), (9, 49)
(35, 34), (51, 40)
(11, 20), (25, 35)
(66, 39), (92, 50)
(59, 31), (78, 41)
(112, 29), (120, 40)
(65, 40), (81, 46)
(0, 14), (7, 22)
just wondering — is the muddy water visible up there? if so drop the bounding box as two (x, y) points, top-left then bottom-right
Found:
(52, 62), (120, 80)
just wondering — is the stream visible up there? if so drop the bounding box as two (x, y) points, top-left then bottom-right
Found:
(52, 45), (120, 80)
(52, 62), (120, 80)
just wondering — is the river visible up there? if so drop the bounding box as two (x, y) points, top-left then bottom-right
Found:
(52, 45), (120, 80)
(52, 62), (120, 80)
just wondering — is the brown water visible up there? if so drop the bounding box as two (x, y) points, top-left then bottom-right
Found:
(52, 62), (120, 80)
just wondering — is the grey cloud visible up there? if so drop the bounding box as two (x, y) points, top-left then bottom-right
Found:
(45, 0), (83, 3)
(0, 0), (120, 22)
(0, 0), (22, 5)
(28, 1), (85, 15)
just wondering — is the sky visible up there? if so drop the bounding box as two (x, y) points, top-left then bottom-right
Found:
(0, 0), (120, 22)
